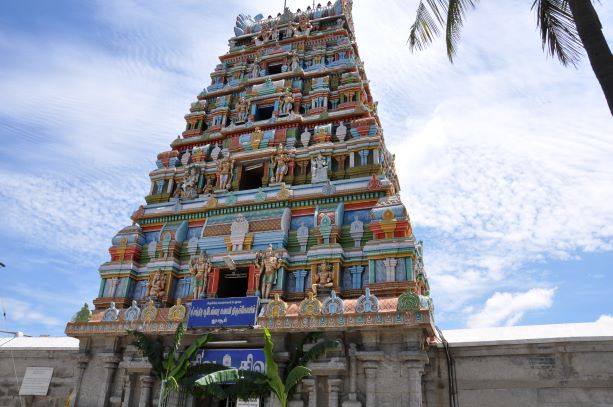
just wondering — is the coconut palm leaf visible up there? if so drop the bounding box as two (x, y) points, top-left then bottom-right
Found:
(532, 0), (582, 66)
(445, 0), (478, 61)
(408, 0), (446, 51)
(408, 0), (477, 61)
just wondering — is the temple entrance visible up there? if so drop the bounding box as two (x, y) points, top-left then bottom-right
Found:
(239, 162), (265, 191)
(216, 268), (248, 298)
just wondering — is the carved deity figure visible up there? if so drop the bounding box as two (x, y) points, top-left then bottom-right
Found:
(311, 153), (328, 183)
(189, 252), (210, 299)
(290, 53), (300, 71)
(179, 165), (199, 199)
(256, 244), (280, 299)
(273, 145), (290, 183)
(315, 262), (334, 289)
(255, 22), (273, 45)
(148, 270), (166, 298)
(292, 15), (313, 37)
(279, 89), (294, 115)
(230, 214), (250, 251)
(236, 97), (249, 123)
(215, 154), (234, 190)
(251, 61), (260, 79)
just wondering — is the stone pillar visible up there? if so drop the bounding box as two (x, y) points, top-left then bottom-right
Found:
(293, 269), (308, 293)
(303, 378), (317, 407)
(121, 373), (132, 407)
(399, 351), (429, 407)
(373, 149), (380, 165)
(98, 354), (121, 407)
(342, 344), (361, 407)
(288, 383), (305, 407)
(363, 362), (378, 407)
(138, 375), (155, 407)
(407, 363), (424, 407)
(349, 152), (355, 168)
(328, 378), (342, 407)
(166, 178), (174, 194)
(356, 348), (383, 407)
(71, 354), (89, 407)
(349, 266), (364, 289)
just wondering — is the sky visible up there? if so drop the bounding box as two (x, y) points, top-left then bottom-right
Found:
(0, 0), (611, 337)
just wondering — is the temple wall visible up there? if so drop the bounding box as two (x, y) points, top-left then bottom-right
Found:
(2, 334), (613, 406)
(0, 341), (78, 407)
(424, 338), (613, 407)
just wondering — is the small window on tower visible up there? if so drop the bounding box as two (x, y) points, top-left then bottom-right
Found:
(267, 64), (283, 75)
(255, 105), (274, 121)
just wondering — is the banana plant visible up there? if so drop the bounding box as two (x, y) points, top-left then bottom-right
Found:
(195, 328), (326, 407)
(128, 322), (210, 404)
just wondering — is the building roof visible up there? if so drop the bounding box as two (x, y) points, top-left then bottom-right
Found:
(0, 336), (79, 351)
(441, 320), (613, 347)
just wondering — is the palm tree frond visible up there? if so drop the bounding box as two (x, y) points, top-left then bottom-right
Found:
(446, 0), (478, 62)
(532, 0), (582, 66)
(408, 0), (448, 51)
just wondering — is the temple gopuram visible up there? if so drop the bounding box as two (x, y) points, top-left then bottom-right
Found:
(66, 1), (436, 406)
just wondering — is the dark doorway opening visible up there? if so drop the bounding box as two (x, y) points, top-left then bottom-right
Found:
(255, 105), (274, 121)
(217, 268), (248, 298)
(267, 64), (283, 75)
(239, 163), (264, 191)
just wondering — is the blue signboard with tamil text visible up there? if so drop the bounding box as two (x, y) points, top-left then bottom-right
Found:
(187, 296), (259, 328)
(194, 348), (265, 373)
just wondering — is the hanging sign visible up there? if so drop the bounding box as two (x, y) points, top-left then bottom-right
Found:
(188, 296), (259, 328)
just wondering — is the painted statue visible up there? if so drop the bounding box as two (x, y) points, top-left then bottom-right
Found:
(289, 53), (300, 71)
(190, 252), (211, 299)
(280, 89), (294, 115)
(292, 15), (312, 37)
(311, 153), (328, 183)
(216, 154), (235, 190)
(255, 244), (280, 299)
(273, 145), (290, 183)
(315, 262), (334, 290)
(179, 165), (199, 199)
(251, 61), (260, 79)
(236, 97), (249, 122)
(147, 270), (166, 298)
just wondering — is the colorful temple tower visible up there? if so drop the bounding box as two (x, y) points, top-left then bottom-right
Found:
(66, 2), (436, 406)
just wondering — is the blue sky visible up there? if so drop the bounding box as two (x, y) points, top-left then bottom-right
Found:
(0, 0), (612, 336)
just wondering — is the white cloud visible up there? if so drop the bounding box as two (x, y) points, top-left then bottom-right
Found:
(595, 315), (613, 328)
(467, 288), (556, 328)
(0, 171), (146, 263)
(1, 298), (64, 330)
